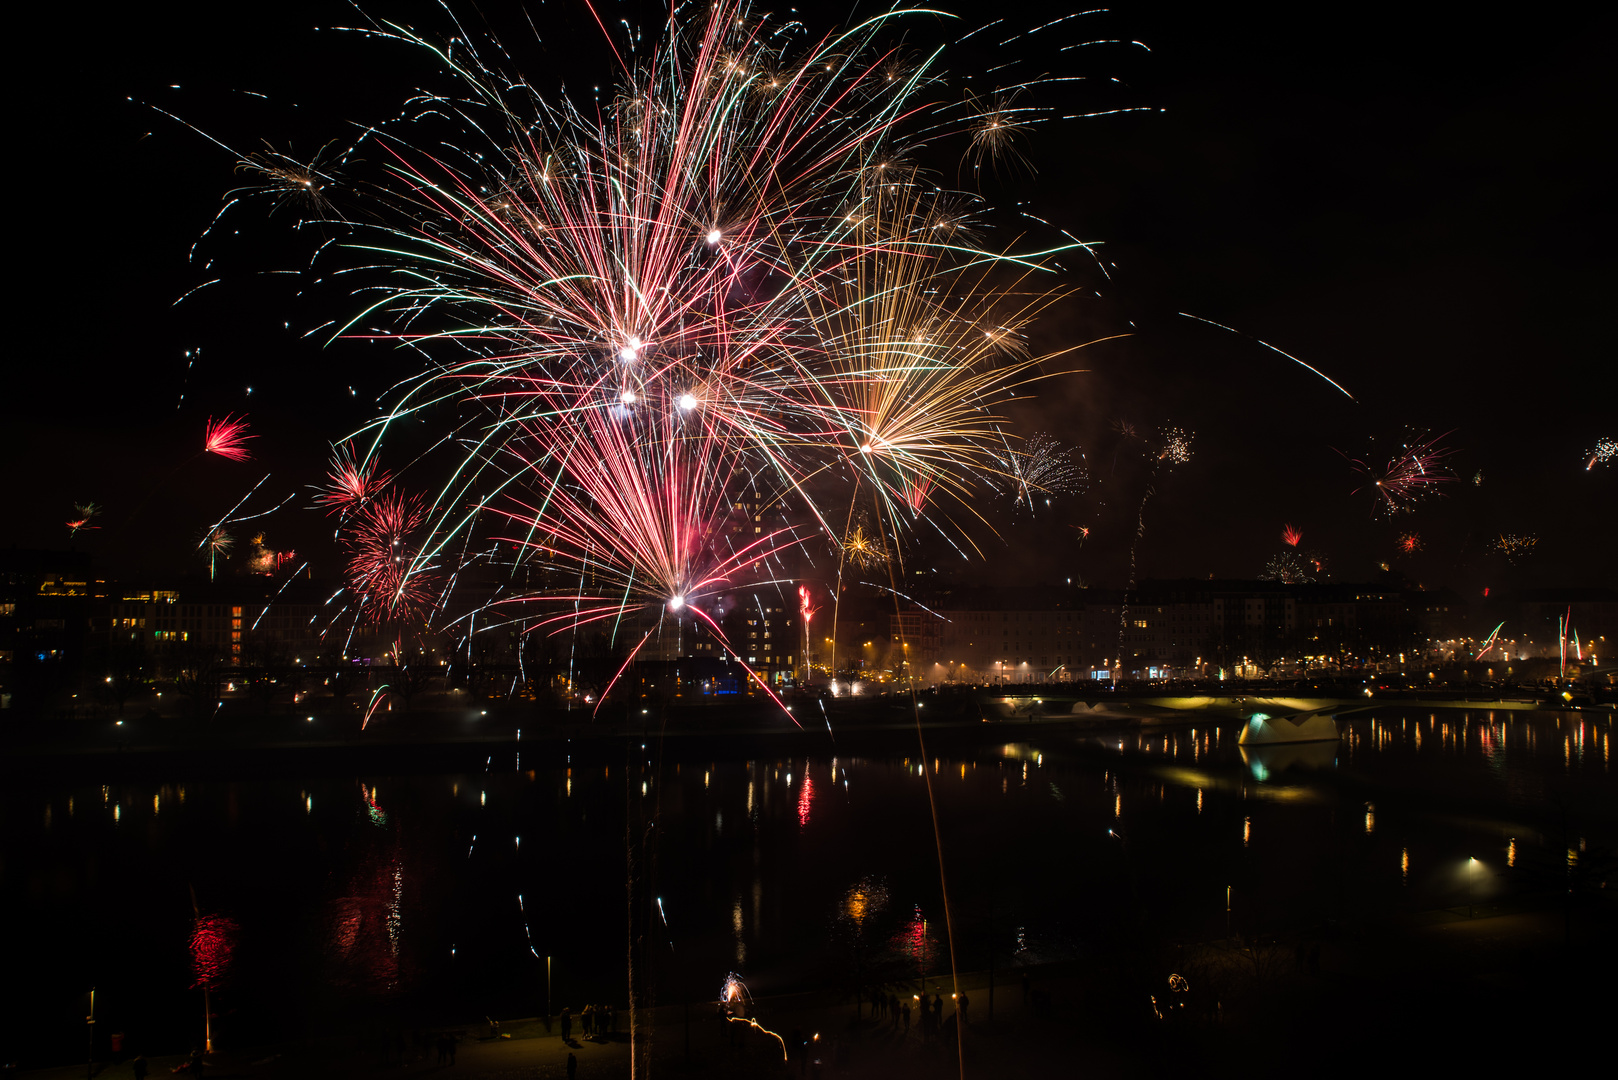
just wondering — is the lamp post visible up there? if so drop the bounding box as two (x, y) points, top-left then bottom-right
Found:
(86, 987), (95, 1080)
(1467, 857), (1477, 918)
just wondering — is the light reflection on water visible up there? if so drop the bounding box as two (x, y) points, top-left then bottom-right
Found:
(8, 709), (1613, 1065)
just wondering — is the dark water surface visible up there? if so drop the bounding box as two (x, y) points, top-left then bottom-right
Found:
(5, 709), (1613, 1066)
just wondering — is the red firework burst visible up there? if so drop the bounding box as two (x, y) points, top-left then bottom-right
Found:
(346, 490), (434, 622)
(318, 443), (392, 515)
(1343, 430), (1457, 516)
(203, 414), (255, 461)
(1281, 523), (1302, 547)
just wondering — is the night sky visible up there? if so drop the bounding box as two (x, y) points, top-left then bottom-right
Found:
(7, 0), (1613, 594)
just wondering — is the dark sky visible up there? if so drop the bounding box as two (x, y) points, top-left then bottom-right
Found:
(6, 1), (1613, 594)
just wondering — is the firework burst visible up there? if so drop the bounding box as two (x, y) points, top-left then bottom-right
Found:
(203, 414), (254, 461)
(1157, 426), (1195, 465)
(993, 433), (1086, 510)
(200, 526), (233, 580)
(66, 502), (102, 535)
(1281, 523), (1302, 547)
(1395, 531), (1422, 555)
(1343, 429), (1457, 516)
(318, 442), (392, 516)
(1491, 533), (1538, 564)
(1587, 437), (1616, 470)
(346, 490), (435, 623)
(187, 1), (1131, 711)
(1261, 549), (1314, 584)
(840, 522), (887, 570)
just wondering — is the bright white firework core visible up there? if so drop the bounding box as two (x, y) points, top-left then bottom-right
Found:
(706, 228), (722, 244)
(620, 389), (637, 404)
(677, 393), (698, 411)
(668, 595), (685, 611)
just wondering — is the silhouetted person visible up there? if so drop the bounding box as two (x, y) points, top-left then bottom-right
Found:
(561, 1008), (572, 1042)
(958, 992), (969, 1025)
(901, 1000), (911, 1034)
(132, 1056), (148, 1080)
(566, 1051), (577, 1079)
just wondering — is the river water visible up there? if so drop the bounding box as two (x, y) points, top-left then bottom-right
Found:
(4, 708), (1612, 1066)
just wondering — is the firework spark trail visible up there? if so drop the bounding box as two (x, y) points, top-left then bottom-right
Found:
(1117, 426), (1195, 669)
(1177, 313), (1355, 400)
(1281, 523), (1302, 547)
(1586, 437), (1616, 470)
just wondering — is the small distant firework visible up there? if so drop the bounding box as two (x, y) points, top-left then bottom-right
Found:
(1396, 531), (1422, 555)
(1157, 426), (1195, 465)
(203, 414), (254, 461)
(200, 527), (233, 580)
(1111, 419), (1139, 440)
(994, 433), (1085, 509)
(1587, 438), (1616, 471)
(841, 523), (887, 570)
(1261, 549), (1314, 585)
(245, 533), (294, 575)
(1475, 620), (1505, 660)
(1281, 523), (1302, 547)
(966, 90), (1031, 173)
(1472, 469), (1484, 485)
(1343, 429), (1457, 516)
(66, 502), (101, 534)
(235, 141), (341, 218)
(1492, 533), (1538, 564)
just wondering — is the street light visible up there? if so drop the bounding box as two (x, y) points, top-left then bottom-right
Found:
(1467, 856), (1477, 918)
